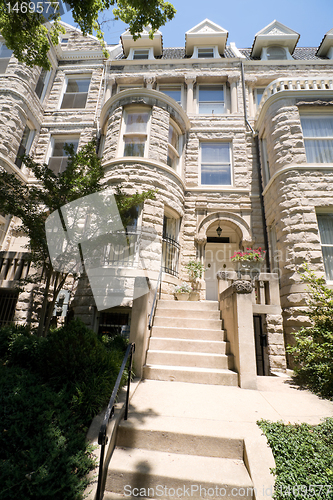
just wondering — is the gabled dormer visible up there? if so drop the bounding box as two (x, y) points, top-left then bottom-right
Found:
(251, 20), (300, 60)
(121, 26), (162, 60)
(317, 28), (333, 59)
(185, 19), (228, 58)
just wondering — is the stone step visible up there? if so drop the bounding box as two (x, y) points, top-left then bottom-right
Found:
(155, 308), (221, 320)
(106, 448), (254, 500)
(143, 364), (238, 385)
(151, 326), (226, 341)
(153, 316), (222, 329)
(146, 350), (234, 369)
(148, 337), (229, 354)
(116, 415), (244, 460)
(157, 300), (219, 311)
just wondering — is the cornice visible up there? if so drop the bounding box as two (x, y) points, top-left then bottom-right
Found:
(100, 88), (191, 131)
(262, 163), (333, 196)
(102, 157), (186, 190)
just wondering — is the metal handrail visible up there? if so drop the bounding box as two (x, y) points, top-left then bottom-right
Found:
(96, 342), (135, 500)
(148, 266), (162, 330)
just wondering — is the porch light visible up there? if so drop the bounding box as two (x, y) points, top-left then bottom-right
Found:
(216, 225), (222, 237)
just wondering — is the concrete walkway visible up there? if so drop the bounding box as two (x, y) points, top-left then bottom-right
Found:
(116, 373), (333, 500)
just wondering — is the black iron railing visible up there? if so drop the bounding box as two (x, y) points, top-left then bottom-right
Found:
(96, 342), (135, 500)
(162, 234), (179, 277)
(148, 266), (162, 330)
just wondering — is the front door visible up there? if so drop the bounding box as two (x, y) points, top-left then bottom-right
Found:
(205, 243), (238, 300)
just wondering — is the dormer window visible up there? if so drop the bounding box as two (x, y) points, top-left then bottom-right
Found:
(198, 47), (214, 58)
(133, 49), (149, 60)
(127, 47), (154, 60)
(261, 45), (292, 61)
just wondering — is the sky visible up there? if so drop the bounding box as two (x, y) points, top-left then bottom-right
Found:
(61, 0), (333, 49)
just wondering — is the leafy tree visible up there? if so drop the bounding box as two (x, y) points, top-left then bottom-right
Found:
(287, 263), (333, 399)
(0, 140), (156, 336)
(0, 0), (176, 70)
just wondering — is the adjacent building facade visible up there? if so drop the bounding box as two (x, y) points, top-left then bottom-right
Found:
(1, 19), (333, 372)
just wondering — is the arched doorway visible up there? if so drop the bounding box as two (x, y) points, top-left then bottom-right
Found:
(205, 222), (240, 300)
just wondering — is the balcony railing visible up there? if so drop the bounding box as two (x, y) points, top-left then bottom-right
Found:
(162, 234), (180, 277)
(0, 251), (31, 283)
(255, 76), (333, 120)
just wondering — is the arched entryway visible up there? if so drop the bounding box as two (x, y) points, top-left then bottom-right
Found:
(196, 212), (253, 301)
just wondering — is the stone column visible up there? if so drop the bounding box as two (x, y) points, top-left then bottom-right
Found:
(185, 75), (196, 114)
(105, 77), (115, 102)
(220, 280), (257, 389)
(245, 77), (257, 118)
(228, 74), (239, 114)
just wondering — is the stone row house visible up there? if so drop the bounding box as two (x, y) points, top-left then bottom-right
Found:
(1, 18), (333, 374)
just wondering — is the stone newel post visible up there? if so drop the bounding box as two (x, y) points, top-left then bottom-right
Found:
(219, 279), (257, 390)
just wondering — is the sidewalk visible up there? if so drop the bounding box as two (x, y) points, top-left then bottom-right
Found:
(123, 374), (333, 500)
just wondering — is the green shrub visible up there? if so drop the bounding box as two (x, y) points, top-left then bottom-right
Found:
(287, 264), (333, 399)
(0, 365), (96, 500)
(0, 319), (129, 498)
(258, 419), (333, 500)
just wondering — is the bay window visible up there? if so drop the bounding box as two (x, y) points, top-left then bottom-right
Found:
(198, 85), (224, 114)
(35, 68), (51, 101)
(301, 115), (333, 163)
(122, 108), (150, 157)
(15, 125), (35, 168)
(317, 213), (333, 281)
(167, 121), (180, 170)
(200, 142), (232, 185)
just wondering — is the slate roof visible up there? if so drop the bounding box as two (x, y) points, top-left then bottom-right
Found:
(239, 47), (326, 61)
(115, 46), (327, 61)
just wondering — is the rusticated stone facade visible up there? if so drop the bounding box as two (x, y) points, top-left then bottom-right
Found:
(1, 18), (333, 375)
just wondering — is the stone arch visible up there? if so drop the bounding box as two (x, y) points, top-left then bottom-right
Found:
(195, 211), (253, 247)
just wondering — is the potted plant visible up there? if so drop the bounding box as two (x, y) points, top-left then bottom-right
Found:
(231, 247), (266, 278)
(185, 260), (205, 285)
(174, 282), (192, 301)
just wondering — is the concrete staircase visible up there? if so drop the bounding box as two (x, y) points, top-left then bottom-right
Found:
(104, 413), (254, 500)
(143, 300), (238, 386)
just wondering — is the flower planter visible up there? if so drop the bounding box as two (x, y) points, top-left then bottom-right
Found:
(236, 260), (262, 279)
(174, 292), (190, 301)
(189, 291), (200, 301)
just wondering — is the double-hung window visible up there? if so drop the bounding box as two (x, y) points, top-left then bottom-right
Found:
(317, 213), (333, 281)
(133, 49), (149, 60)
(200, 143), (232, 185)
(158, 85), (182, 106)
(15, 125), (35, 168)
(48, 138), (79, 174)
(122, 108), (150, 157)
(61, 77), (90, 109)
(35, 68), (51, 101)
(167, 121), (180, 170)
(198, 47), (214, 58)
(0, 43), (12, 74)
(300, 115), (333, 163)
(198, 85), (224, 114)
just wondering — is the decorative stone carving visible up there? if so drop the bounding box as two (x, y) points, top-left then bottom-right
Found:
(228, 73), (240, 84)
(232, 280), (253, 294)
(216, 271), (229, 280)
(144, 76), (156, 89)
(194, 235), (207, 245)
